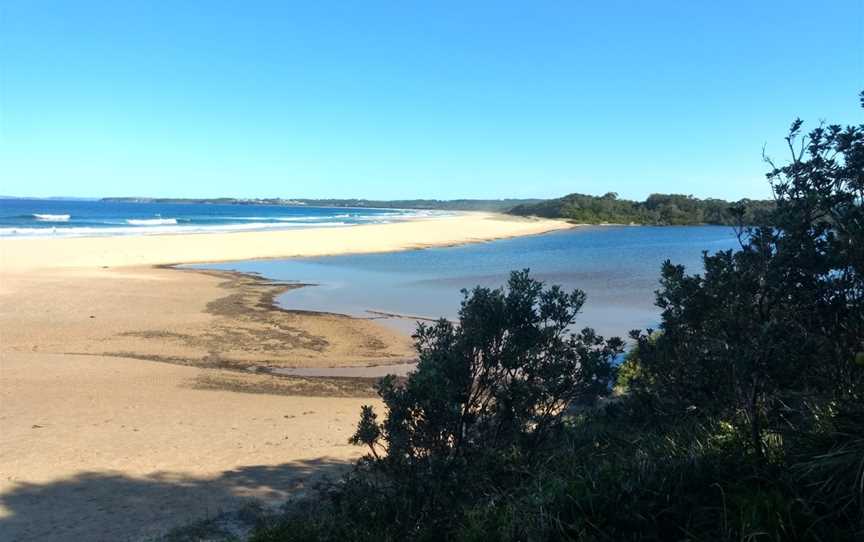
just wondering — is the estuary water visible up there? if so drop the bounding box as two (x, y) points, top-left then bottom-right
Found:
(200, 226), (741, 340)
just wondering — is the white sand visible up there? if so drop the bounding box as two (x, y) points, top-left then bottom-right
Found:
(1, 212), (570, 272)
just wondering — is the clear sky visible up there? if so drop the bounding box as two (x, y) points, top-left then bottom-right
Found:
(1, 1), (861, 201)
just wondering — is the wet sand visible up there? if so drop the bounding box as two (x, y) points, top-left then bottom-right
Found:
(0, 265), (416, 370)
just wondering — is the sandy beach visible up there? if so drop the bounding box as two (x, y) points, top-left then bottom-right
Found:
(0, 212), (570, 540)
(0, 212), (568, 272)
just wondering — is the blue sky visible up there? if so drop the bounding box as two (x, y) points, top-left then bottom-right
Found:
(1, 1), (861, 200)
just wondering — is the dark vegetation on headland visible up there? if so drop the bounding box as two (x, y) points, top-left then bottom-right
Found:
(509, 192), (775, 225)
(237, 94), (864, 541)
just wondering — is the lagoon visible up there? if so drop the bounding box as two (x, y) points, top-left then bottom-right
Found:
(201, 225), (741, 340)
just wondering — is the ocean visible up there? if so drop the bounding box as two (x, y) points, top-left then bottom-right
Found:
(198, 225), (741, 339)
(0, 198), (443, 237)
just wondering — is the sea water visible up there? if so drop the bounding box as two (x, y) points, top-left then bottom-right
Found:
(0, 198), (444, 237)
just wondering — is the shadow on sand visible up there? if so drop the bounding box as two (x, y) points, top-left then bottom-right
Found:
(0, 457), (349, 541)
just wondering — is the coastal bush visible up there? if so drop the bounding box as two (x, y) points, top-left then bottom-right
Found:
(509, 191), (775, 225)
(250, 93), (864, 541)
(351, 270), (623, 465)
(630, 95), (864, 462)
(252, 271), (623, 541)
(613, 331), (659, 393)
(345, 270), (623, 538)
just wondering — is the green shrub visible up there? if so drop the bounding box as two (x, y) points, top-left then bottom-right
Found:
(250, 93), (864, 542)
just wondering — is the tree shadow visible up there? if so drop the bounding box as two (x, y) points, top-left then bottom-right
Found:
(0, 457), (349, 541)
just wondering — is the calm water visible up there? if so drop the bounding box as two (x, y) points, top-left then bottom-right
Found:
(200, 226), (741, 339)
(0, 198), (442, 237)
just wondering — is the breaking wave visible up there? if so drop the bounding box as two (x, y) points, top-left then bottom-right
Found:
(126, 218), (178, 225)
(33, 214), (70, 222)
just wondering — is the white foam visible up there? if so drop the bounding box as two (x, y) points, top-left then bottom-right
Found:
(126, 218), (178, 225)
(273, 216), (348, 222)
(222, 216), (349, 222)
(0, 220), (353, 238)
(0, 209), (450, 238)
(33, 214), (70, 222)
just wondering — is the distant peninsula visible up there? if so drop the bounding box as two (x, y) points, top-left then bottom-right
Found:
(509, 192), (774, 226)
(101, 193), (775, 226)
(99, 197), (543, 212)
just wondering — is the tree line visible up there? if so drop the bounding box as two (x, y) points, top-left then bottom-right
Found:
(509, 191), (776, 225)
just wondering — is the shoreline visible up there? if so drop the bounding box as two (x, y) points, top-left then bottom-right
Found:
(1, 212), (574, 375)
(1, 212), (574, 382)
(0, 264), (418, 370)
(0, 212), (572, 272)
(0, 260), (408, 540)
